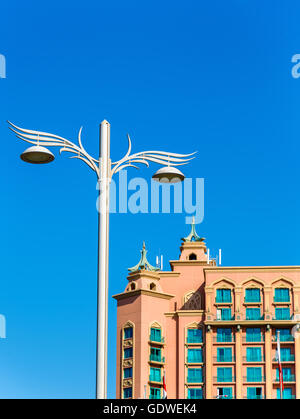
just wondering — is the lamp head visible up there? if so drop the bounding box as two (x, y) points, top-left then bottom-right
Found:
(20, 145), (55, 164)
(152, 166), (185, 183)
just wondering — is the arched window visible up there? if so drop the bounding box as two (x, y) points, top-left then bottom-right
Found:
(150, 283), (156, 291)
(189, 253), (197, 260)
(130, 283), (136, 291)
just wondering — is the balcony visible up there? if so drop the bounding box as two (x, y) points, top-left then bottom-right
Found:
(214, 356), (235, 363)
(243, 356), (265, 363)
(149, 375), (162, 384)
(214, 376), (235, 383)
(243, 335), (264, 343)
(244, 297), (261, 303)
(149, 354), (165, 363)
(215, 297), (232, 304)
(214, 336), (235, 343)
(272, 335), (294, 342)
(274, 296), (290, 303)
(272, 355), (295, 362)
(244, 376), (265, 383)
(187, 336), (203, 344)
(245, 315), (264, 321)
(149, 335), (165, 344)
(186, 356), (203, 364)
(274, 375), (295, 383)
(187, 376), (203, 384)
(272, 315), (292, 321)
(243, 396), (265, 400)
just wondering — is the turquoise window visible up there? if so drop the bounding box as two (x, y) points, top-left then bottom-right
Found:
(217, 367), (233, 382)
(150, 347), (161, 362)
(124, 347), (133, 359)
(124, 327), (133, 339)
(246, 308), (261, 320)
(216, 289), (231, 303)
(188, 388), (203, 399)
(217, 347), (232, 362)
(217, 328), (232, 342)
(123, 387), (132, 398)
(275, 308), (290, 320)
(274, 288), (290, 302)
(150, 367), (161, 382)
(150, 327), (162, 342)
(187, 368), (202, 383)
(245, 288), (260, 302)
(247, 367), (262, 382)
(247, 387), (262, 399)
(123, 367), (132, 379)
(187, 348), (203, 363)
(246, 347), (262, 362)
(217, 387), (233, 399)
(220, 308), (231, 320)
(187, 328), (203, 343)
(277, 388), (293, 399)
(276, 368), (293, 381)
(150, 387), (161, 399)
(246, 328), (262, 342)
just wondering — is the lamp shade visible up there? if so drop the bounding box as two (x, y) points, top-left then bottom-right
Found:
(152, 166), (185, 183)
(20, 146), (55, 164)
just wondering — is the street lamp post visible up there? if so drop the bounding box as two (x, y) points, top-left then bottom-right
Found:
(8, 119), (195, 399)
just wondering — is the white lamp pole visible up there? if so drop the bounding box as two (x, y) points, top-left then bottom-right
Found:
(8, 119), (195, 399)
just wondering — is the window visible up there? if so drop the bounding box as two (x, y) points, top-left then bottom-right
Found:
(246, 367), (262, 382)
(124, 367), (132, 379)
(247, 387), (262, 399)
(217, 308), (232, 320)
(150, 387), (161, 399)
(124, 327), (133, 339)
(124, 347), (133, 359)
(275, 328), (293, 342)
(217, 367), (233, 382)
(217, 347), (232, 362)
(276, 368), (293, 382)
(189, 253), (197, 260)
(187, 368), (203, 383)
(123, 387), (132, 398)
(130, 283), (136, 291)
(246, 347), (262, 362)
(187, 348), (203, 363)
(150, 347), (161, 362)
(187, 328), (203, 343)
(150, 283), (156, 291)
(274, 288), (290, 302)
(150, 327), (162, 342)
(150, 367), (161, 382)
(246, 328), (262, 342)
(188, 388), (203, 399)
(217, 387), (233, 399)
(217, 328), (232, 342)
(275, 308), (290, 320)
(216, 289), (232, 303)
(277, 388), (293, 399)
(245, 288), (260, 302)
(246, 308), (261, 320)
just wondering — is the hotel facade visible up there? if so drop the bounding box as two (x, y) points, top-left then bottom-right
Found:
(113, 221), (300, 399)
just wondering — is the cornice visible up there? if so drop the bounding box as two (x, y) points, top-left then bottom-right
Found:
(112, 288), (175, 301)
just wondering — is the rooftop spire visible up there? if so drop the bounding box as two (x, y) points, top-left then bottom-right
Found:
(128, 241), (159, 272)
(182, 217), (205, 242)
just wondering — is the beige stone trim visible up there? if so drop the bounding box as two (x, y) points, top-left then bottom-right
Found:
(113, 289), (175, 301)
(121, 321), (135, 399)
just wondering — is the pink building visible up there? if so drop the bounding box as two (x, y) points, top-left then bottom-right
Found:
(113, 221), (300, 399)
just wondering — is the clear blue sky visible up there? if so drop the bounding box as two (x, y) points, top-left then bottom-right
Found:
(0, 0), (300, 398)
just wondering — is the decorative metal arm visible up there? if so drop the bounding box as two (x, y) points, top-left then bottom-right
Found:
(8, 121), (195, 179)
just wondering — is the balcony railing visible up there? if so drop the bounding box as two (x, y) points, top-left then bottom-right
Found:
(214, 376), (235, 383)
(272, 334), (294, 342)
(243, 356), (265, 362)
(244, 297), (261, 303)
(279, 395), (296, 399)
(214, 356), (235, 363)
(215, 297), (232, 304)
(274, 375), (295, 382)
(272, 316), (292, 321)
(149, 354), (165, 363)
(243, 335), (264, 343)
(149, 375), (162, 383)
(187, 337), (203, 344)
(149, 335), (165, 343)
(244, 376), (265, 383)
(187, 376), (203, 383)
(214, 336), (235, 343)
(273, 355), (295, 362)
(243, 396), (265, 399)
(245, 315), (264, 321)
(186, 357), (203, 363)
(214, 315), (235, 321)
(274, 296), (290, 303)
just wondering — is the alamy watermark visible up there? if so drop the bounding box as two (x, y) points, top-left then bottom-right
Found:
(96, 171), (204, 224)
(0, 54), (6, 78)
